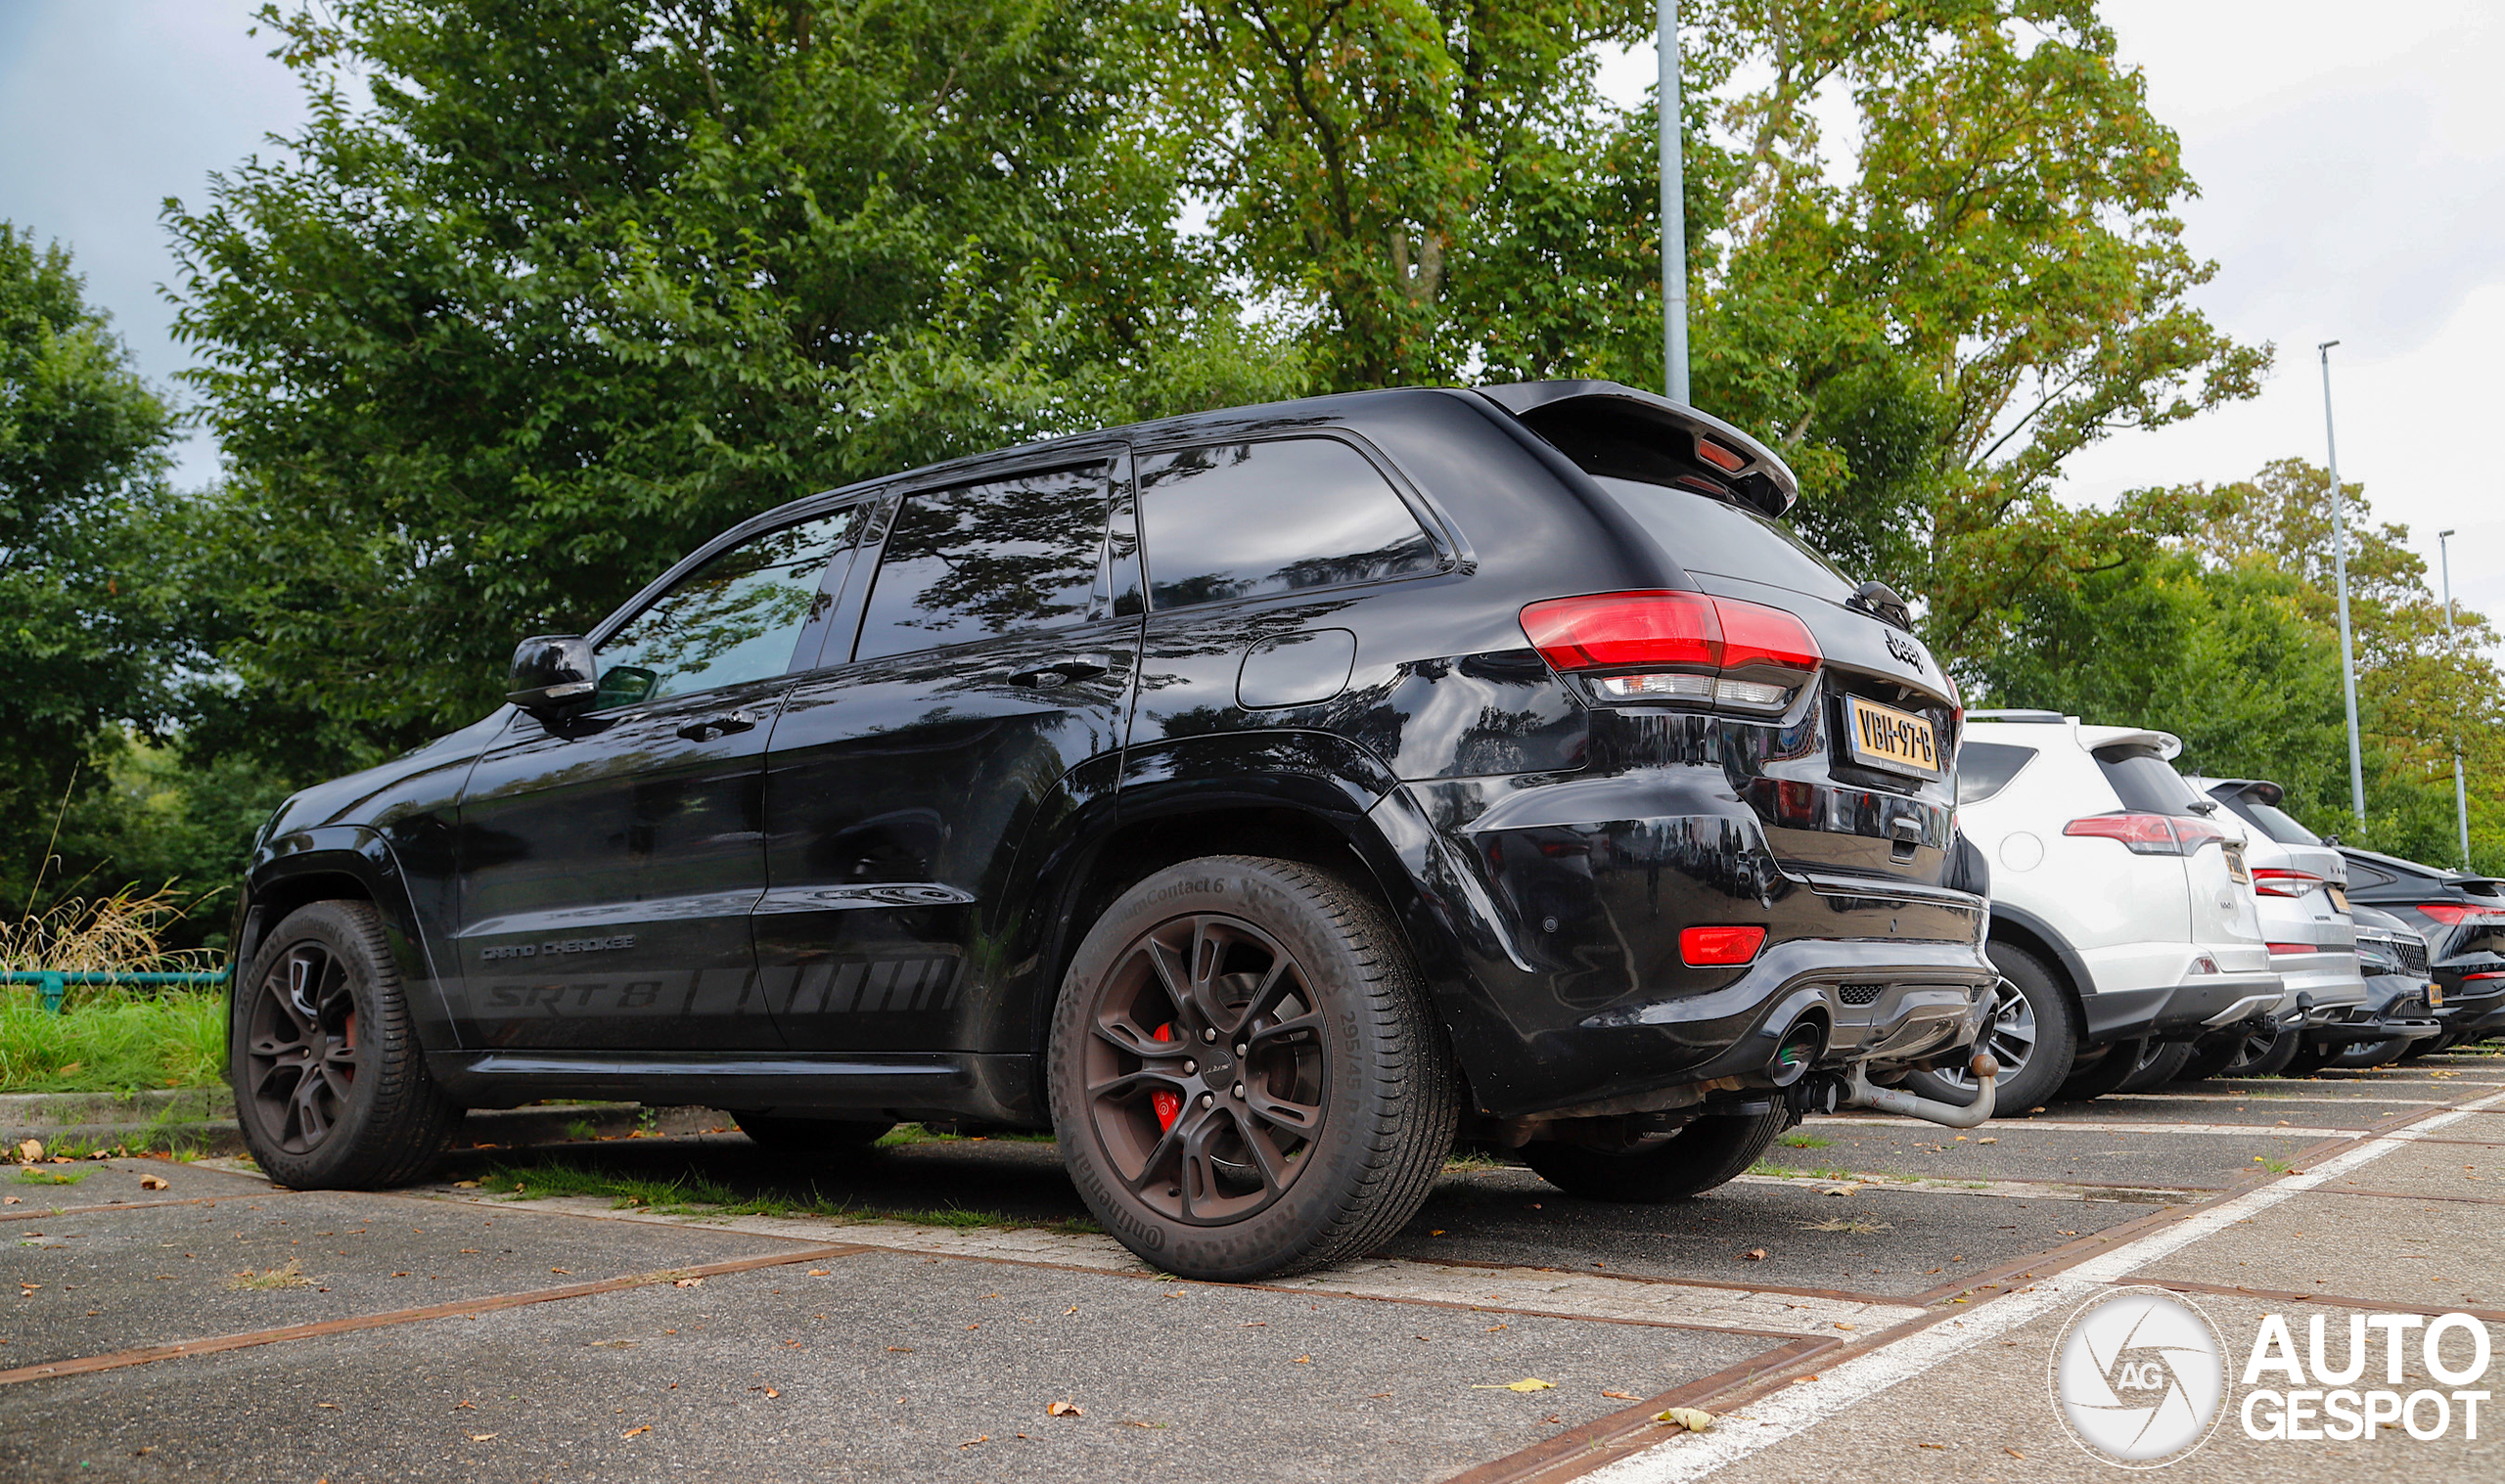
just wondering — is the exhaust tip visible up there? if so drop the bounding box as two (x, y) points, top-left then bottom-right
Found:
(1767, 1019), (1825, 1088)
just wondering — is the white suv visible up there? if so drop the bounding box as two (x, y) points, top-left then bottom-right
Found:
(1912, 712), (2284, 1108)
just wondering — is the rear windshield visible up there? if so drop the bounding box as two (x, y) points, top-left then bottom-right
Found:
(1957, 742), (2037, 805)
(1592, 477), (1854, 601)
(2092, 745), (2205, 815)
(2219, 794), (2322, 846)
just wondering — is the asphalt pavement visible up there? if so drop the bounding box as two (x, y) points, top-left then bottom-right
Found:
(4, 1053), (2500, 1483)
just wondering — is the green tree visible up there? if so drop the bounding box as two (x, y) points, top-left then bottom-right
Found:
(0, 225), (193, 909)
(170, 0), (1300, 772)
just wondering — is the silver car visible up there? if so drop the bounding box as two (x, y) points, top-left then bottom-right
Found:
(2188, 777), (2368, 1056)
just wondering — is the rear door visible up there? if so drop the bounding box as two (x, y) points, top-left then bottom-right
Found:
(451, 506), (863, 1050)
(758, 457), (1139, 1052)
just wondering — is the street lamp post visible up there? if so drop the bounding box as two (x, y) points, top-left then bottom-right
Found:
(2439, 527), (2470, 869)
(2319, 341), (2367, 830)
(1659, 0), (1689, 404)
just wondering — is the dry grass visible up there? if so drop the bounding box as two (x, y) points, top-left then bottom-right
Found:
(0, 884), (221, 979)
(225, 1259), (311, 1291)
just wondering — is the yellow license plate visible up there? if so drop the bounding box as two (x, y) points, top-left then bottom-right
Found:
(2328, 884), (2348, 912)
(2430, 982), (2444, 1008)
(1845, 696), (1943, 778)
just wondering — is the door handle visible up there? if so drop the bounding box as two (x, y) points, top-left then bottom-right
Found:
(1007, 655), (1112, 688)
(675, 709), (760, 742)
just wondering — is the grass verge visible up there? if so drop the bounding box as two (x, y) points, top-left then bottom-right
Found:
(479, 1155), (1102, 1236)
(0, 986), (224, 1093)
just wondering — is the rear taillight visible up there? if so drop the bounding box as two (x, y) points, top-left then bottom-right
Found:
(2064, 812), (2227, 857)
(2416, 903), (2505, 926)
(1680, 924), (1767, 967)
(2252, 868), (2325, 898)
(2266, 943), (2319, 955)
(2464, 971), (2505, 982)
(1521, 590), (1820, 713)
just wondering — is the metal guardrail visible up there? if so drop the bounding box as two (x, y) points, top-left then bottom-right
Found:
(2, 969), (231, 1014)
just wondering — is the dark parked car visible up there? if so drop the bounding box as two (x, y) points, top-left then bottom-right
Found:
(2337, 847), (2505, 1055)
(2284, 904), (2443, 1071)
(226, 381), (1994, 1280)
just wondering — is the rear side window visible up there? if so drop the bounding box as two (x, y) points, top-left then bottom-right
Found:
(1135, 438), (1439, 612)
(1592, 477), (1854, 601)
(2093, 745), (2203, 815)
(2220, 794), (2323, 846)
(1956, 742), (2036, 805)
(855, 465), (1108, 661)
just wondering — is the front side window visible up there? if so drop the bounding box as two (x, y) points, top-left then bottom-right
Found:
(592, 507), (857, 708)
(854, 464), (1109, 662)
(1136, 438), (1440, 612)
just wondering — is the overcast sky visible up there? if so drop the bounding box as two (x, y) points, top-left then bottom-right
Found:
(3, 0), (2498, 639)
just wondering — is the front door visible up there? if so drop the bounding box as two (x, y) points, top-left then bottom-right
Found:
(758, 457), (1140, 1053)
(450, 506), (862, 1050)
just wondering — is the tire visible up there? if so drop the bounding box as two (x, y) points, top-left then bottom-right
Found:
(2175, 1033), (2242, 1083)
(2283, 1039), (2341, 1077)
(2115, 1039), (2194, 1093)
(2055, 1038), (2146, 1102)
(2230, 1026), (2302, 1077)
(1900, 942), (2077, 1113)
(2399, 1036), (2445, 1061)
(231, 900), (462, 1189)
(1048, 856), (1460, 1282)
(1521, 1105), (1787, 1202)
(729, 1111), (894, 1152)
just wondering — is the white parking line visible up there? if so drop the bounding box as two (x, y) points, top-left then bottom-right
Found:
(1584, 1088), (2505, 1482)
(1809, 1116), (2353, 1138)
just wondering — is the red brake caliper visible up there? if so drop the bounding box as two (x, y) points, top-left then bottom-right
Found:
(1150, 1024), (1182, 1131)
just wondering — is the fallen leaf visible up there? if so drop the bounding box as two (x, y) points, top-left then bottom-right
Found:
(1834, 1323), (1855, 1331)
(1741, 1248), (1768, 1262)
(806, 1270), (830, 1277)
(1, 1196), (17, 1205)
(753, 1387), (780, 1399)
(1293, 1355), (1313, 1364)
(451, 1401), (477, 1412)
(1239, 1321), (1266, 1327)
(959, 1434), (989, 1449)
(1047, 1401), (1082, 1417)
(1822, 1188), (1856, 1197)
(138, 1174), (169, 1192)
(1918, 1441), (1945, 1449)
(1430, 1229), (1446, 1236)
(550, 1268), (570, 1276)
(1603, 1391), (1638, 1401)
(1976, 1137), (1997, 1145)
(621, 1425), (650, 1439)
(1545, 1414), (1564, 1424)
(2005, 1447), (2025, 1460)
(887, 1346), (912, 1353)
(673, 1277), (704, 1288)
(967, 1324), (979, 1330)
(316, 1402), (342, 1411)
(1474, 1378), (1555, 1392)
(1657, 1407), (1714, 1432)
(467, 1433), (498, 1443)
(15, 1140), (39, 1163)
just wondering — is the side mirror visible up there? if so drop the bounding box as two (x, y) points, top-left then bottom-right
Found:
(507, 635), (597, 714)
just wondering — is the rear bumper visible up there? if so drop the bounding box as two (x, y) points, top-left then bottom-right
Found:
(2081, 971), (2285, 1045)
(2301, 1004), (2443, 1049)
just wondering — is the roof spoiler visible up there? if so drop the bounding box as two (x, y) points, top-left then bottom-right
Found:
(1473, 381), (1799, 517)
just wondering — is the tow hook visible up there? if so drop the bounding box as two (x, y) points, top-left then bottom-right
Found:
(1840, 1053), (1999, 1130)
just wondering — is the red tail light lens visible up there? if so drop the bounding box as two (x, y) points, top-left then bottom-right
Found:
(1680, 924), (1767, 967)
(2251, 869), (2325, 898)
(2265, 943), (2320, 955)
(2064, 813), (2226, 857)
(2416, 903), (2505, 926)
(1521, 590), (1820, 713)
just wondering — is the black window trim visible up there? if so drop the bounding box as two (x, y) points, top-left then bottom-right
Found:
(1127, 428), (1465, 618)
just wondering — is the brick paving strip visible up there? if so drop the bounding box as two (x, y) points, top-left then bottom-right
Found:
(0, 1243), (867, 1387)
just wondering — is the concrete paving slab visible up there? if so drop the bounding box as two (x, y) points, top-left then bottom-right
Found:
(1761, 1119), (2322, 1191)
(4, 1155), (268, 1218)
(1668, 1290), (2501, 1484)
(1387, 1169), (2157, 1299)
(0, 1249), (1783, 1484)
(2300, 1138), (2505, 1202)
(2138, 1190), (2503, 1311)
(3, 1188), (802, 1369)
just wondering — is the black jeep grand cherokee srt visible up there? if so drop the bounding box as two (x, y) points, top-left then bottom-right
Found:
(229, 381), (1992, 1280)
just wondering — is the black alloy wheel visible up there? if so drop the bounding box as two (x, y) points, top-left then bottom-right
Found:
(1050, 857), (1458, 1282)
(231, 900), (462, 1189)
(1077, 911), (1331, 1227)
(243, 937), (361, 1155)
